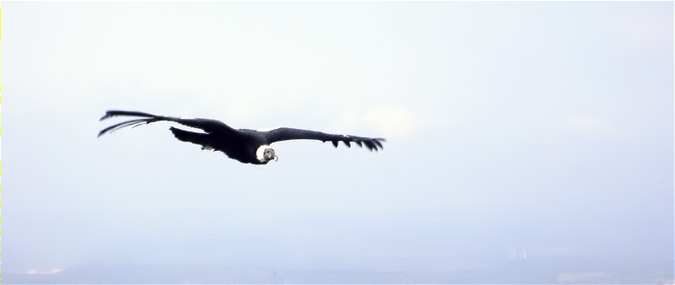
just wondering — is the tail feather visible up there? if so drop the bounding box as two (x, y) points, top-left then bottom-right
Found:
(170, 127), (213, 149)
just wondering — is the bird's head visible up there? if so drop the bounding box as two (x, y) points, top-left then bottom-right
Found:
(256, 145), (278, 164)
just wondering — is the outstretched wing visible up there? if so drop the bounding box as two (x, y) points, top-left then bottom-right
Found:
(98, 110), (239, 137)
(263, 127), (385, 151)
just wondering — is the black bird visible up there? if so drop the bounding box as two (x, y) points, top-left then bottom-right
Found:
(98, 110), (386, 165)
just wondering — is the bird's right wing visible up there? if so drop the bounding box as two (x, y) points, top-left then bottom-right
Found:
(263, 127), (385, 151)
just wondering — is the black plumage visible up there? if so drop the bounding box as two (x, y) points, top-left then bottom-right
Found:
(98, 110), (385, 165)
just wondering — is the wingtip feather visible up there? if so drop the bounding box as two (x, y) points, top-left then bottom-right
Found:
(99, 110), (157, 121)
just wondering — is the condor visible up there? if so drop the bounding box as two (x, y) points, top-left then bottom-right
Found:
(98, 110), (385, 165)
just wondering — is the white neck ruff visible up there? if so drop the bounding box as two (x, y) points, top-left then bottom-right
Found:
(256, 145), (272, 162)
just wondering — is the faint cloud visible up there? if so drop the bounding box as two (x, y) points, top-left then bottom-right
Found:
(565, 114), (614, 135)
(365, 105), (416, 138)
(335, 105), (415, 138)
(25, 268), (64, 275)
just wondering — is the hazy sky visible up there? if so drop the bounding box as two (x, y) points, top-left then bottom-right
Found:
(4, 2), (673, 283)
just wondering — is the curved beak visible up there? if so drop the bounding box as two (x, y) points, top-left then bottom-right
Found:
(274, 155), (279, 162)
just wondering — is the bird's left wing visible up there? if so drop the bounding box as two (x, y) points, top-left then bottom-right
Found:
(263, 127), (385, 151)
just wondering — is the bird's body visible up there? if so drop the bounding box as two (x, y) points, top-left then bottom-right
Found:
(169, 126), (263, 164)
(98, 110), (385, 164)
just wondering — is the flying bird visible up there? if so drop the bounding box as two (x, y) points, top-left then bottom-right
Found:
(98, 110), (385, 164)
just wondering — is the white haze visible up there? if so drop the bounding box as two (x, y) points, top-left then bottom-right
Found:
(4, 2), (673, 283)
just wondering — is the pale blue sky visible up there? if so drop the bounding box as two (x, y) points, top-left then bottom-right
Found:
(4, 2), (673, 283)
